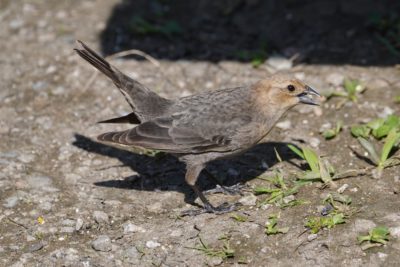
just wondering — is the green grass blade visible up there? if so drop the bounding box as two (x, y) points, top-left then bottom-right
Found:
(381, 129), (400, 163)
(302, 147), (320, 173)
(287, 144), (305, 159)
(357, 137), (380, 165)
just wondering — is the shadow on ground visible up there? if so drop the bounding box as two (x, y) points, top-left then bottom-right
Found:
(73, 134), (297, 204)
(100, 0), (400, 65)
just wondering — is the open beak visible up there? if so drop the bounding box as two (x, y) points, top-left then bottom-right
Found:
(297, 85), (321, 106)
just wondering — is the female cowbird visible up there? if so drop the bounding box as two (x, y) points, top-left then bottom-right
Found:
(75, 41), (320, 215)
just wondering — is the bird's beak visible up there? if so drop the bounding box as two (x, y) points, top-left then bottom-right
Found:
(297, 85), (321, 106)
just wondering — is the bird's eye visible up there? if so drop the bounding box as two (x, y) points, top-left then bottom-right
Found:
(287, 85), (295, 92)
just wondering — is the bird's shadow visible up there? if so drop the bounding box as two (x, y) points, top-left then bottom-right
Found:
(72, 134), (298, 204)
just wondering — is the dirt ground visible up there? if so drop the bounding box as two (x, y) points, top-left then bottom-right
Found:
(1, 0), (400, 266)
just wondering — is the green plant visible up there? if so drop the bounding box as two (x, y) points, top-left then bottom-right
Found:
(322, 193), (358, 217)
(358, 226), (390, 250)
(395, 96), (400, 103)
(326, 79), (366, 108)
(254, 171), (301, 206)
(305, 213), (345, 234)
(287, 145), (336, 186)
(356, 129), (400, 174)
(321, 121), (343, 140)
(265, 214), (289, 235)
(230, 213), (247, 222)
(188, 236), (235, 259)
(351, 115), (400, 139)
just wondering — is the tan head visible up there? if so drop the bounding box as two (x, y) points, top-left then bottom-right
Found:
(253, 77), (320, 110)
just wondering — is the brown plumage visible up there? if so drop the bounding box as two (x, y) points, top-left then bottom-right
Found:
(75, 40), (320, 215)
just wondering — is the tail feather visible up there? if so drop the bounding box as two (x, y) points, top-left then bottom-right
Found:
(97, 112), (141, 124)
(74, 40), (172, 121)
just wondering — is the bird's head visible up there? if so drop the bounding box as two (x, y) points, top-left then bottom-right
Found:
(254, 77), (320, 110)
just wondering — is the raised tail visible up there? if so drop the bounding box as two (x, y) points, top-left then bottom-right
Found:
(74, 40), (172, 121)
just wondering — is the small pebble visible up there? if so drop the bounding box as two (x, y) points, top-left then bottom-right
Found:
(123, 222), (146, 234)
(276, 120), (292, 130)
(92, 235), (112, 252)
(238, 194), (257, 206)
(146, 240), (161, 249)
(337, 184), (349, 194)
(307, 234), (318, 241)
(26, 242), (44, 253)
(93, 211), (109, 224)
(75, 218), (84, 231)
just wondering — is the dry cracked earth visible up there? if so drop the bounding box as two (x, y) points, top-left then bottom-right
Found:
(1, 0), (400, 266)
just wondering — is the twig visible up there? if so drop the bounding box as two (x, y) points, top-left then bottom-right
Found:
(6, 217), (28, 230)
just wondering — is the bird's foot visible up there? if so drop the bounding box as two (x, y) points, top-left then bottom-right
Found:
(180, 202), (241, 217)
(203, 183), (246, 196)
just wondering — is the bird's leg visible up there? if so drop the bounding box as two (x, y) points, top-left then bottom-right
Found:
(180, 165), (241, 216)
(203, 169), (245, 196)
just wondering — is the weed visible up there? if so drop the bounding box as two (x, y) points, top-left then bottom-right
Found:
(254, 171), (302, 207)
(351, 115), (400, 139)
(187, 236), (235, 260)
(305, 213), (345, 234)
(358, 226), (390, 250)
(230, 214), (248, 222)
(321, 121), (343, 140)
(356, 129), (400, 176)
(287, 145), (335, 186)
(326, 79), (366, 108)
(265, 214), (289, 235)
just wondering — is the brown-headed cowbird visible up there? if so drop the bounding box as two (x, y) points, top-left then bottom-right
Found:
(75, 41), (320, 215)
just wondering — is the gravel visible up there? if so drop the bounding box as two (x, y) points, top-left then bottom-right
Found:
(92, 235), (112, 252)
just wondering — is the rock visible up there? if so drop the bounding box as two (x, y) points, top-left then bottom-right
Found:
(146, 240), (161, 249)
(265, 55), (292, 70)
(282, 195), (295, 204)
(337, 184), (349, 194)
(123, 247), (140, 261)
(326, 73), (344, 86)
(383, 213), (400, 222)
(379, 106), (394, 118)
(93, 211), (109, 224)
(208, 257), (223, 266)
(147, 202), (163, 213)
(354, 219), (376, 233)
(367, 78), (389, 90)
(39, 201), (52, 211)
(307, 234), (318, 241)
(238, 194), (257, 206)
(92, 235), (112, 252)
(26, 242), (44, 252)
(3, 196), (19, 208)
(170, 229), (183, 237)
(75, 218), (84, 231)
(123, 222), (146, 234)
(377, 252), (388, 260)
(309, 137), (320, 148)
(389, 226), (400, 238)
(62, 219), (75, 227)
(276, 120), (292, 130)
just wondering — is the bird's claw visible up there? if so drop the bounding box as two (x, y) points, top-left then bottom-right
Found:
(203, 183), (246, 196)
(180, 202), (241, 217)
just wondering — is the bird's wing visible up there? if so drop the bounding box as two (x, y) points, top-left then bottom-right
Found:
(97, 116), (235, 153)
